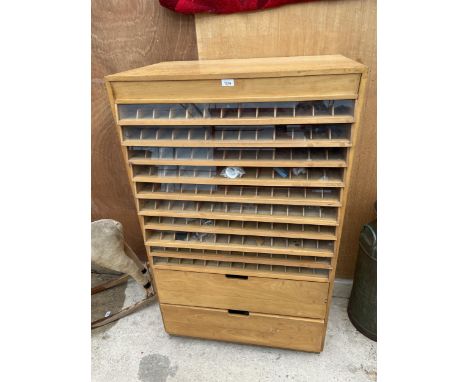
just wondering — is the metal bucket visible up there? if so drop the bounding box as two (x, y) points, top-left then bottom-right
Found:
(347, 219), (377, 341)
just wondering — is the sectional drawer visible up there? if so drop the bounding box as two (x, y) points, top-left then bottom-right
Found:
(154, 269), (329, 319)
(161, 303), (324, 352)
(111, 74), (360, 104)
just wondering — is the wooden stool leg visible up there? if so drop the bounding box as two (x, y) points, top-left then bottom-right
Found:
(91, 274), (130, 295)
(91, 295), (156, 329)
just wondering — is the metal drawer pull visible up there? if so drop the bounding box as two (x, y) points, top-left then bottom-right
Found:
(225, 274), (248, 280)
(228, 309), (250, 316)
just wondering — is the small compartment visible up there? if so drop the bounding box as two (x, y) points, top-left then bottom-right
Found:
(189, 127), (208, 140)
(239, 129), (257, 140)
(312, 100), (334, 116)
(221, 103), (240, 118)
(123, 126), (143, 140)
(156, 165), (177, 177)
(239, 103), (259, 118)
(311, 126), (330, 140)
(193, 148), (214, 159)
(214, 126), (238, 140)
(175, 148), (192, 159)
(295, 102), (314, 117)
(257, 102), (276, 118)
(206, 104), (222, 119)
(330, 124), (351, 139)
(333, 100), (355, 116)
(275, 102), (296, 117)
(257, 126), (275, 140)
(156, 127), (172, 140)
(288, 125), (306, 140)
(153, 104), (171, 119)
(172, 128), (189, 140)
(186, 104), (204, 118)
(170, 104), (188, 119)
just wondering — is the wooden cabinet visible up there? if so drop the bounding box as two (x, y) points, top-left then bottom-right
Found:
(105, 55), (368, 352)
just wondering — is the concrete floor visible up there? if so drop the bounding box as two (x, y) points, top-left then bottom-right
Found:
(91, 274), (376, 382)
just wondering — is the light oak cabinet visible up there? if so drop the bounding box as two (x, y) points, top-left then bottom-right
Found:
(105, 55), (368, 352)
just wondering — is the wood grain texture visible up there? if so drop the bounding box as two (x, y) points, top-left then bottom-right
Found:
(110, 73), (360, 102)
(92, 0), (198, 79)
(195, 0), (377, 278)
(105, 54), (366, 81)
(160, 303), (325, 352)
(154, 263), (329, 283)
(155, 269), (329, 318)
(92, 82), (146, 257)
(91, 0), (198, 259)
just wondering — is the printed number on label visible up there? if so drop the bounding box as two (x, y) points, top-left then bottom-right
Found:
(221, 79), (235, 87)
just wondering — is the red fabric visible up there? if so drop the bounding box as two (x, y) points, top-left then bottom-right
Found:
(160, 0), (317, 14)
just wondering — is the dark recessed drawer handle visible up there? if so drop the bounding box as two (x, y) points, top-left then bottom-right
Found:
(225, 274), (248, 280)
(228, 309), (250, 316)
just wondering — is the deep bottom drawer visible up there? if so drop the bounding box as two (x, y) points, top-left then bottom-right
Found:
(161, 303), (325, 352)
(154, 269), (329, 319)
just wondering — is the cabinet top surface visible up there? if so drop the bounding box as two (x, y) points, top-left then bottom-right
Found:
(105, 55), (367, 82)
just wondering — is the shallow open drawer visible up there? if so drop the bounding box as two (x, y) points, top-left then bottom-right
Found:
(118, 100), (355, 126)
(151, 247), (332, 272)
(144, 217), (336, 241)
(138, 200), (338, 226)
(122, 124), (352, 147)
(128, 147), (347, 168)
(146, 231), (334, 257)
(135, 184), (342, 207)
(132, 165), (344, 188)
(152, 250), (330, 283)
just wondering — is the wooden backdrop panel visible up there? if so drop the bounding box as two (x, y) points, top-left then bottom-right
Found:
(92, 0), (198, 259)
(195, 0), (377, 278)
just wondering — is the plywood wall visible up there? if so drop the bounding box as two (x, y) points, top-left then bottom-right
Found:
(91, 0), (198, 257)
(91, 0), (376, 278)
(195, 0), (377, 278)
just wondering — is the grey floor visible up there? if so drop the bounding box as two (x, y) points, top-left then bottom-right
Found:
(91, 274), (376, 382)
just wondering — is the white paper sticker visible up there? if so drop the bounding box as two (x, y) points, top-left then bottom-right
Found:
(221, 79), (235, 87)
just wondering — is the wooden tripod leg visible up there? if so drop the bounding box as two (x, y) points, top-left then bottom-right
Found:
(91, 274), (130, 295)
(91, 295), (156, 329)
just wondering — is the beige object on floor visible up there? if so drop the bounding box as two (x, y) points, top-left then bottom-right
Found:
(91, 219), (152, 291)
